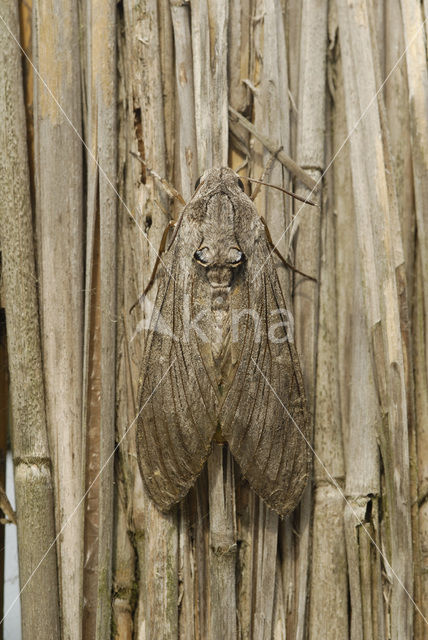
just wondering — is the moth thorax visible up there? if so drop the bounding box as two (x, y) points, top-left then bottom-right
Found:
(210, 287), (232, 389)
(205, 265), (235, 289)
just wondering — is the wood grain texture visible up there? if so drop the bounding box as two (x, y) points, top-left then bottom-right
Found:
(0, 1), (60, 635)
(337, 1), (414, 637)
(33, 0), (85, 634)
(81, 0), (118, 633)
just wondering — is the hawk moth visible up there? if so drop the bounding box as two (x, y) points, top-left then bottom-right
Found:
(136, 167), (311, 517)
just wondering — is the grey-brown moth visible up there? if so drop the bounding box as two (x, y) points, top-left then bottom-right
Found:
(136, 167), (311, 517)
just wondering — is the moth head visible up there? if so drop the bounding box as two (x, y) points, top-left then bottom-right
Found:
(193, 168), (246, 195)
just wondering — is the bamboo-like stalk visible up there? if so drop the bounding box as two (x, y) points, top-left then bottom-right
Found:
(369, 4), (422, 636)
(400, 0), (428, 374)
(344, 266), (384, 640)
(112, 9), (140, 633)
(332, 16), (384, 636)
(32, 0), (85, 634)
(112, 487), (136, 640)
(191, 0), (213, 173)
(280, 8), (303, 620)
(82, 200), (101, 639)
(158, 0), (175, 181)
(170, 0), (197, 200)
(384, 0), (414, 289)
(399, 6), (428, 631)
(308, 120), (347, 637)
(119, 1), (179, 637)
(248, 1), (288, 635)
(81, 0), (118, 635)
(207, 445), (237, 639)
(333, 4), (385, 637)
(413, 252), (428, 633)
(283, 0), (301, 161)
(337, 2), (413, 638)
(0, 0), (60, 635)
(227, 0), (250, 115)
(293, 2), (328, 639)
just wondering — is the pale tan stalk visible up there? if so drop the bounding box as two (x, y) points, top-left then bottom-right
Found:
(384, 0), (414, 289)
(170, 0), (198, 200)
(400, 0), (428, 374)
(112, 14), (140, 633)
(308, 116), (347, 636)
(332, 12), (383, 634)
(228, 0), (251, 114)
(118, 1), (179, 637)
(190, 0), (213, 172)
(248, 2), (288, 635)
(33, 0), (85, 633)
(207, 445), (237, 639)
(279, 8), (302, 622)
(80, 0), (118, 635)
(112, 487), (136, 640)
(158, 0), (175, 180)
(0, 1), (60, 636)
(413, 253), (428, 633)
(293, 2), (328, 639)
(337, 2), (413, 637)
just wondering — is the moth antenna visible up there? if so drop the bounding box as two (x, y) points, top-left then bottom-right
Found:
(260, 216), (317, 283)
(250, 150), (279, 200)
(243, 176), (317, 207)
(130, 151), (186, 206)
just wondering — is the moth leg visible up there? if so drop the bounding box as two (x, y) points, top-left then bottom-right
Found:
(130, 151), (186, 205)
(129, 219), (176, 313)
(260, 216), (317, 283)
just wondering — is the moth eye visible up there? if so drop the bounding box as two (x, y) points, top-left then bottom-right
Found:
(194, 247), (210, 265)
(237, 178), (245, 192)
(228, 247), (245, 266)
(194, 176), (202, 191)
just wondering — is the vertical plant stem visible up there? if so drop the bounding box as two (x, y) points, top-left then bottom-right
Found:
(0, 0), (60, 635)
(86, 0), (118, 635)
(33, 0), (85, 634)
(337, 2), (413, 637)
(120, 1), (179, 637)
(293, 2), (328, 638)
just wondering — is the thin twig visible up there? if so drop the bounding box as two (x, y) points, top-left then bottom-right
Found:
(228, 106), (319, 191)
(0, 483), (16, 525)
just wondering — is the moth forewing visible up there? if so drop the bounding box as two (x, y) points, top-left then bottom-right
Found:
(136, 167), (311, 516)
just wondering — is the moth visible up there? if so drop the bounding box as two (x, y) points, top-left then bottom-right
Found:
(136, 166), (311, 517)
